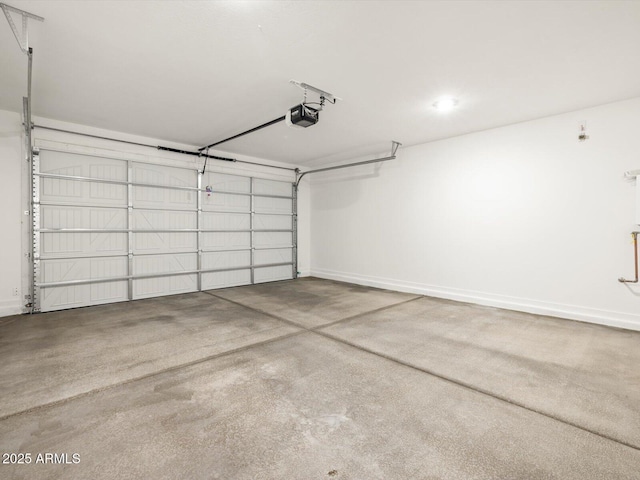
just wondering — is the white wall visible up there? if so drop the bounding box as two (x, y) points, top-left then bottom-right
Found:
(0, 110), (25, 317)
(310, 97), (640, 331)
(0, 110), (310, 317)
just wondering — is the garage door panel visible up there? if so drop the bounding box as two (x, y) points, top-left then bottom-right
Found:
(87, 281), (128, 304)
(202, 212), (250, 230)
(40, 256), (128, 311)
(254, 196), (292, 214)
(203, 172), (250, 193)
(202, 192), (250, 212)
(41, 281), (128, 311)
(133, 186), (196, 210)
(254, 214), (292, 230)
(133, 253), (197, 276)
(202, 232), (251, 251)
(41, 178), (127, 207)
(202, 251), (251, 270)
(133, 232), (197, 254)
(254, 248), (292, 266)
(42, 257), (127, 283)
(202, 269), (251, 290)
(254, 232), (292, 249)
(41, 206), (127, 229)
(133, 274), (198, 300)
(40, 151), (128, 206)
(35, 150), (295, 311)
(131, 163), (197, 210)
(41, 175), (83, 201)
(89, 208), (127, 229)
(88, 162), (127, 181)
(41, 285), (86, 311)
(132, 209), (197, 230)
(132, 252), (197, 298)
(254, 265), (292, 283)
(87, 182), (128, 203)
(41, 205), (83, 229)
(132, 162), (196, 187)
(252, 178), (292, 197)
(40, 150), (127, 180)
(41, 232), (128, 256)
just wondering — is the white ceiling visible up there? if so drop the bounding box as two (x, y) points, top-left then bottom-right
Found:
(2, 0), (640, 166)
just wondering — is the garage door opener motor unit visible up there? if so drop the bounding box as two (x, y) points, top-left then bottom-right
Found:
(286, 103), (319, 128)
(199, 80), (340, 152)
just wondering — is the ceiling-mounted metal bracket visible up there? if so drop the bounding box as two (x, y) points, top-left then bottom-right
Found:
(290, 80), (342, 106)
(1, 2), (44, 54)
(295, 140), (402, 189)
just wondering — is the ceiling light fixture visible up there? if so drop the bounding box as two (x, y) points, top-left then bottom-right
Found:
(433, 96), (459, 113)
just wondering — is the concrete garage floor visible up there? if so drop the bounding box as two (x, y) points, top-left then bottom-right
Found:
(0, 278), (639, 479)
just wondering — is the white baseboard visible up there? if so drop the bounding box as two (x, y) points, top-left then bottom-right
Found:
(0, 298), (24, 318)
(296, 270), (312, 278)
(311, 268), (640, 332)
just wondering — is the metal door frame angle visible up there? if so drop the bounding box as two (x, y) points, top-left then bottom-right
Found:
(292, 183), (298, 278)
(250, 177), (255, 284)
(31, 147), (41, 312)
(196, 171), (203, 291)
(127, 161), (134, 300)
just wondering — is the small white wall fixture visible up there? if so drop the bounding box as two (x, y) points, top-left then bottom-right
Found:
(624, 169), (640, 225)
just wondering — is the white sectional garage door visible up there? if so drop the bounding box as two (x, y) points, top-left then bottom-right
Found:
(33, 148), (296, 312)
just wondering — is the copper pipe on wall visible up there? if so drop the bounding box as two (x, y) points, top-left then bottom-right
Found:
(618, 232), (639, 283)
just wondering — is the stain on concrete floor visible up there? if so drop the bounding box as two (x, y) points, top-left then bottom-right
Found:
(0, 278), (638, 479)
